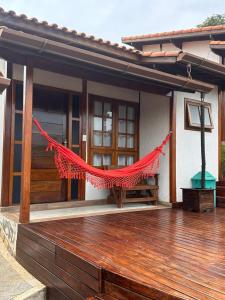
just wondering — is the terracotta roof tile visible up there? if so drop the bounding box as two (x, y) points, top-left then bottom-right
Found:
(122, 25), (225, 43)
(142, 51), (181, 57)
(0, 7), (141, 55)
(210, 40), (225, 45)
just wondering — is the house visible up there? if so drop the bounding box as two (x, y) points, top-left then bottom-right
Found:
(0, 7), (224, 224)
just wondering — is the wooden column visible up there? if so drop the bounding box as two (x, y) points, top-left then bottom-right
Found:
(79, 79), (87, 200)
(1, 62), (13, 206)
(19, 65), (33, 223)
(218, 89), (222, 180)
(169, 91), (177, 203)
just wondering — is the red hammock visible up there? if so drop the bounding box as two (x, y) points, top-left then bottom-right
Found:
(33, 119), (171, 189)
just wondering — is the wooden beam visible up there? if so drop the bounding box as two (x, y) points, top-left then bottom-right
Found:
(170, 91), (177, 203)
(19, 65), (33, 223)
(1, 62), (13, 206)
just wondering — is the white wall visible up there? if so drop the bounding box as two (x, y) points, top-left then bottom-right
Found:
(182, 40), (220, 63)
(0, 59), (7, 203)
(140, 92), (170, 202)
(176, 88), (218, 202)
(13, 65), (82, 92)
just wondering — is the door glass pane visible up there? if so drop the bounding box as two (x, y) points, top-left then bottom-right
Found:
(72, 147), (80, 155)
(93, 132), (102, 146)
(127, 155), (134, 165)
(127, 107), (135, 120)
(103, 118), (112, 131)
(94, 101), (102, 115)
(14, 144), (22, 172)
(12, 176), (21, 204)
(72, 95), (80, 118)
(204, 107), (211, 126)
(118, 155), (126, 166)
(127, 121), (134, 134)
(103, 133), (112, 147)
(104, 103), (112, 117)
(72, 121), (79, 145)
(119, 105), (126, 119)
(71, 179), (78, 200)
(94, 117), (102, 131)
(189, 105), (200, 125)
(15, 84), (23, 111)
(118, 135), (126, 148)
(118, 120), (126, 133)
(15, 113), (23, 141)
(103, 154), (112, 166)
(93, 154), (102, 166)
(127, 135), (134, 148)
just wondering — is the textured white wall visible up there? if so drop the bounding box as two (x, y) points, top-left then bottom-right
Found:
(13, 64), (82, 92)
(176, 88), (218, 202)
(140, 92), (170, 202)
(182, 40), (220, 63)
(142, 44), (161, 52)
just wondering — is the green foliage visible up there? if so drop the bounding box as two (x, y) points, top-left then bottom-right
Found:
(197, 14), (225, 27)
(222, 144), (225, 177)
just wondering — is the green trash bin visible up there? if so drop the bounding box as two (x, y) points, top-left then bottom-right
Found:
(191, 171), (216, 207)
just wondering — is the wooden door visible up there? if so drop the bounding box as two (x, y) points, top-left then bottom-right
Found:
(31, 87), (68, 204)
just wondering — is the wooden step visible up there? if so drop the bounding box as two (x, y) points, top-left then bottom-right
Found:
(216, 196), (225, 207)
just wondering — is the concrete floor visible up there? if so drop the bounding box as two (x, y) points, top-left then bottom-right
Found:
(0, 237), (45, 300)
(30, 203), (167, 222)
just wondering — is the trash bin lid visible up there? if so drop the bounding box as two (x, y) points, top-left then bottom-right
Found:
(191, 171), (216, 181)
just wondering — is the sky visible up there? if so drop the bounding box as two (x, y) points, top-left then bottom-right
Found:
(0, 0), (225, 43)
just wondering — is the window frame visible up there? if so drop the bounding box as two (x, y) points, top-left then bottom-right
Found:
(184, 98), (213, 132)
(88, 95), (139, 167)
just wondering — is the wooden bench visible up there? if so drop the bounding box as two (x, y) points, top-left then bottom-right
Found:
(106, 167), (159, 208)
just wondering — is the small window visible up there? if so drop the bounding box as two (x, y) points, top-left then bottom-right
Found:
(185, 99), (213, 131)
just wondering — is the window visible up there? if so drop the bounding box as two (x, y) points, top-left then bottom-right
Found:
(89, 96), (139, 167)
(185, 99), (213, 131)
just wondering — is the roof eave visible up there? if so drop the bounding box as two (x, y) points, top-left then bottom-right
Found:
(122, 29), (225, 46)
(0, 27), (214, 94)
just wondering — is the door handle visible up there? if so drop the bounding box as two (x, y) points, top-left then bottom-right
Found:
(62, 139), (68, 147)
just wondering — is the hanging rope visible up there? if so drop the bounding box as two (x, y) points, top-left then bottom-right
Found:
(33, 118), (172, 189)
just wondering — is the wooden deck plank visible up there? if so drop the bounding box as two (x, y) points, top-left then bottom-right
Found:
(16, 208), (225, 299)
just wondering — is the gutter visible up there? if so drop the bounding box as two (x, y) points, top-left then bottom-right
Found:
(0, 27), (214, 93)
(177, 52), (225, 76)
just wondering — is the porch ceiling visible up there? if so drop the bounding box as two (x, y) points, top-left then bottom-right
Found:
(141, 50), (225, 88)
(0, 27), (214, 94)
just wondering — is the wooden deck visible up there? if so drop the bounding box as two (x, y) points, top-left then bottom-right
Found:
(16, 208), (225, 300)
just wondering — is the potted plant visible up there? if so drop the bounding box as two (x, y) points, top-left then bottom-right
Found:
(182, 93), (215, 212)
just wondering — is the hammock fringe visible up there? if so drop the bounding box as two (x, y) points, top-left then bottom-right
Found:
(33, 118), (171, 189)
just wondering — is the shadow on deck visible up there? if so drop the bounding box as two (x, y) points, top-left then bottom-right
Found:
(16, 208), (225, 300)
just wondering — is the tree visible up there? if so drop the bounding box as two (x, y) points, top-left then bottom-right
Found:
(197, 14), (225, 27)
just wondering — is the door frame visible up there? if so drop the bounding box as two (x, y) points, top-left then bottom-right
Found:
(4, 79), (85, 205)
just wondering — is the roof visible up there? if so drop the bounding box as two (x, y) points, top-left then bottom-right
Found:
(210, 40), (225, 45)
(0, 26), (214, 94)
(122, 25), (225, 45)
(0, 7), (140, 61)
(142, 51), (181, 58)
(140, 50), (225, 86)
(210, 40), (225, 56)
